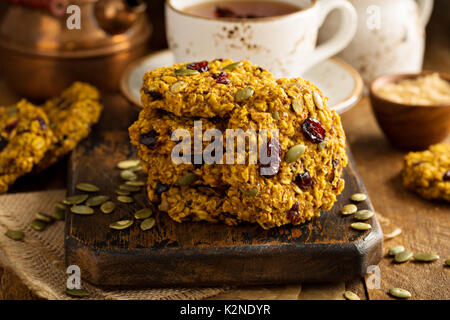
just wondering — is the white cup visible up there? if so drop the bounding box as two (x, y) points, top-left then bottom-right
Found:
(166, 0), (357, 77)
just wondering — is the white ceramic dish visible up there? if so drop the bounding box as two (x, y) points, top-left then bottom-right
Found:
(120, 49), (363, 114)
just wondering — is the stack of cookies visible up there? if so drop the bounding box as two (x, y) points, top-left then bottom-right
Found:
(129, 59), (348, 229)
(0, 82), (103, 193)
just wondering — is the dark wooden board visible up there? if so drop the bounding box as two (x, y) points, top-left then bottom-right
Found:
(66, 130), (383, 288)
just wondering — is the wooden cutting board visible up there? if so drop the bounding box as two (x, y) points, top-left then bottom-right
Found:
(66, 129), (382, 288)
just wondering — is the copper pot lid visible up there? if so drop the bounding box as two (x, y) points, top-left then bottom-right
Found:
(0, 0), (151, 58)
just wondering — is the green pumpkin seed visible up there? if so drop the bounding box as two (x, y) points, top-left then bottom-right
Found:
(31, 219), (47, 231)
(54, 203), (66, 220)
(75, 183), (99, 193)
(100, 201), (116, 214)
(285, 144), (306, 163)
(65, 288), (90, 298)
(413, 253), (439, 262)
(235, 87), (254, 101)
(110, 220), (134, 230)
(63, 194), (88, 205)
(351, 193), (367, 202)
(222, 61), (243, 71)
(292, 97), (304, 115)
(119, 184), (141, 192)
(125, 180), (145, 187)
(312, 91), (324, 109)
(174, 68), (199, 76)
(121, 170), (137, 181)
(354, 209), (374, 221)
(394, 250), (413, 263)
(239, 187), (259, 197)
(117, 196), (134, 203)
(389, 288), (411, 299)
(318, 140), (328, 150)
(445, 259), (450, 266)
(176, 172), (198, 186)
(86, 195), (109, 207)
(388, 245), (405, 256)
(117, 159), (140, 169)
(140, 218), (156, 231)
(344, 291), (360, 300)
(35, 212), (54, 224)
(341, 204), (357, 215)
(128, 165), (143, 172)
(134, 208), (153, 219)
(351, 222), (371, 231)
(272, 111), (280, 120)
(170, 80), (187, 93)
(116, 189), (131, 196)
(70, 205), (94, 215)
(5, 230), (24, 241)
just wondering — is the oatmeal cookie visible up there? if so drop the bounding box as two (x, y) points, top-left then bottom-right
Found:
(0, 100), (53, 193)
(402, 143), (450, 202)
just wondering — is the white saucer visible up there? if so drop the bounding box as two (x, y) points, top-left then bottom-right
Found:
(120, 50), (363, 114)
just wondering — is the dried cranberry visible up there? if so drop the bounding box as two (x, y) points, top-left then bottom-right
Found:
(187, 61), (209, 73)
(155, 182), (170, 196)
(302, 118), (326, 144)
(34, 116), (47, 131)
(212, 72), (230, 85)
(143, 87), (163, 100)
(139, 130), (159, 149)
(3, 120), (18, 134)
(295, 171), (313, 190)
(444, 170), (450, 181)
(260, 138), (282, 177)
(287, 201), (301, 223)
(0, 137), (8, 152)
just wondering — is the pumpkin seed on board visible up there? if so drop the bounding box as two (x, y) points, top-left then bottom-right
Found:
(354, 210), (374, 221)
(292, 97), (304, 115)
(31, 219), (47, 231)
(63, 194), (88, 205)
(110, 220), (134, 230)
(344, 291), (360, 300)
(394, 250), (413, 263)
(312, 91), (324, 109)
(235, 87), (254, 101)
(445, 259), (450, 266)
(65, 288), (90, 298)
(35, 212), (55, 224)
(174, 68), (199, 76)
(388, 245), (405, 256)
(140, 218), (156, 231)
(340, 204), (357, 215)
(86, 195), (110, 207)
(134, 208), (153, 220)
(75, 183), (99, 192)
(350, 222), (371, 231)
(117, 159), (140, 170)
(116, 189), (131, 196)
(117, 196), (134, 203)
(121, 170), (137, 181)
(285, 144), (306, 163)
(5, 230), (24, 241)
(125, 180), (145, 187)
(170, 80), (187, 93)
(128, 165), (143, 172)
(413, 253), (439, 262)
(54, 203), (66, 220)
(222, 61), (243, 71)
(351, 193), (367, 202)
(239, 187), (259, 197)
(100, 201), (116, 214)
(176, 172), (198, 187)
(119, 184), (141, 192)
(389, 288), (411, 299)
(70, 205), (94, 215)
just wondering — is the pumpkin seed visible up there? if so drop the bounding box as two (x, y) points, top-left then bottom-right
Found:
(54, 203), (66, 220)
(31, 219), (47, 231)
(239, 187), (259, 197)
(140, 218), (156, 231)
(134, 208), (152, 220)
(117, 159), (140, 169)
(174, 68), (199, 76)
(63, 194), (88, 205)
(394, 250), (413, 263)
(351, 222), (371, 231)
(285, 144), (306, 163)
(312, 91), (324, 109)
(272, 111), (280, 120)
(86, 195), (109, 207)
(75, 183), (99, 192)
(292, 97), (304, 115)
(413, 253), (439, 262)
(128, 165), (143, 172)
(388, 245), (405, 256)
(119, 184), (141, 192)
(176, 172), (198, 186)
(341, 204), (357, 215)
(117, 196), (134, 203)
(35, 212), (54, 224)
(354, 209), (374, 221)
(116, 189), (131, 196)
(170, 80), (187, 93)
(70, 205), (94, 215)
(344, 291), (360, 300)
(351, 193), (367, 202)
(445, 259), (450, 266)
(125, 180), (145, 187)
(110, 220), (134, 230)
(318, 140), (328, 150)
(100, 201), (116, 214)
(222, 61), (243, 71)
(5, 230), (24, 240)
(121, 170), (137, 181)
(389, 288), (411, 299)
(55, 202), (66, 211)
(65, 288), (90, 298)
(235, 87), (254, 101)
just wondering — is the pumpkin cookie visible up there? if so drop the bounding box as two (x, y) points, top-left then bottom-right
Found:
(402, 143), (450, 202)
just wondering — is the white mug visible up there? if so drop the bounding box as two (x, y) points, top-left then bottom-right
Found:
(166, 0), (357, 77)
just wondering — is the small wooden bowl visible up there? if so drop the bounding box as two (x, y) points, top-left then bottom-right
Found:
(369, 71), (450, 150)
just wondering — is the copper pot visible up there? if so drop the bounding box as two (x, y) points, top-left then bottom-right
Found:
(0, 0), (152, 100)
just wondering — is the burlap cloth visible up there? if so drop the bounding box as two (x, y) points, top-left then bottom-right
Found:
(0, 190), (398, 300)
